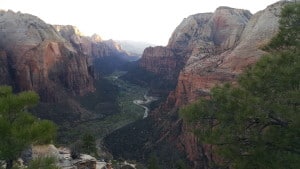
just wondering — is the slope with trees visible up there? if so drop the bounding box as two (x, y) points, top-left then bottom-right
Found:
(181, 2), (300, 169)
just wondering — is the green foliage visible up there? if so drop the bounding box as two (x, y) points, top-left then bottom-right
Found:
(81, 133), (97, 156)
(0, 86), (57, 169)
(175, 160), (189, 169)
(27, 157), (60, 169)
(147, 154), (161, 169)
(181, 3), (300, 169)
(70, 133), (97, 159)
(266, 3), (300, 50)
(59, 72), (147, 144)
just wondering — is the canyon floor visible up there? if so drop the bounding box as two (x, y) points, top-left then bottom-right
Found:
(55, 71), (161, 160)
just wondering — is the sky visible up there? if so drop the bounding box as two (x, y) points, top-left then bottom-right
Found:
(0, 0), (280, 45)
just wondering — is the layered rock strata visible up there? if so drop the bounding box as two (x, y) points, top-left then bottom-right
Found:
(0, 10), (94, 101)
(54, 25), (132, 63)
(174, 3), (283, 106)
(139, 2), (286, 168)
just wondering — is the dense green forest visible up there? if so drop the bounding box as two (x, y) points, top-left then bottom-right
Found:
(181, 3), (300, 169)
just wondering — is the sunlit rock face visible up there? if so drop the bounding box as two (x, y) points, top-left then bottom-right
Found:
(138, 6), (252, 82)
(145, 1), (285, 168)
(54, 25), (121, 58)
(54, 25), (133, 64)
(0, 10), (94, 102)
(173, 2), (283, 107)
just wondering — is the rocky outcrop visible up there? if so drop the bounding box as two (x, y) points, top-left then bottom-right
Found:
(173, 2), (283, 106)
(145, 1), (286, 168)
(0, 10), (94, 102)
(0, 50), (12, 85)
(0, 10), (135, 123)
(22, 145), (98, 169)
(138, 7), (252, 82)
(72, 154), (97, 169)
(54, 25), (134, 76)
(139, 46), (182, 80)
(54, 25), (132, 62)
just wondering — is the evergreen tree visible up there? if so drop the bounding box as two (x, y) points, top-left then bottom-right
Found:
(147, 154), (161, 169)
(26, 157), (60, 169)
(0, 86), (56, 169)
(181, 3), (300, 169)
(266, 3), (300, 49)
(81, 133), (97, 156)
(70, 133), (97, 159)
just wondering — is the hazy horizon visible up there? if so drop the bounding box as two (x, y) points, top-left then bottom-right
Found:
(1, 0), (280, 45)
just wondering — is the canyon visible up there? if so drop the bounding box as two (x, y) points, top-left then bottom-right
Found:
(0, 10), (95, 102)
(0, 10), (138, 125)
(0, 1), (291, 169)
(105, 1), (288, 169)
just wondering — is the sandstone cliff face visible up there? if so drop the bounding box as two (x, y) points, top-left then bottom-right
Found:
(0, 10), (94, 101)
(54, 25), (134, 76)
(146, 2), (286, 168)
(174, 2), (283, 106)
(54, 25), (131, 62)
(0, 50), (12, 85)
(139, 7), (252, 82)
(138, 46), (182, 80)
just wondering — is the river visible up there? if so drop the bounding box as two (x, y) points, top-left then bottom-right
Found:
(133, 94), (158, 118)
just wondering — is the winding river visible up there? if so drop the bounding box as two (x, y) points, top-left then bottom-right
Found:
(133, 94), (158, 118)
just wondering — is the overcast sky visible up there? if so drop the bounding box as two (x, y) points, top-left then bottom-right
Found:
(1, 0), (280, 45)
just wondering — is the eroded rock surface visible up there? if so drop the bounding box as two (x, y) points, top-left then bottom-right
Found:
(0, 10), (94, 102)
(138, 2), (286, 168)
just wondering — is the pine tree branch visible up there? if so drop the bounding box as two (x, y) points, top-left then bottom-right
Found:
(268, 114), (289, 127)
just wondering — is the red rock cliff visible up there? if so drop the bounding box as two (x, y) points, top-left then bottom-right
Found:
(139, 46), (182, 80)
(54, 25), (132, 62)
(148, 2), (286, 168)
(173, 3), (283, 106)
(0, 10), (94, 102)
(138, 13), (211, 81)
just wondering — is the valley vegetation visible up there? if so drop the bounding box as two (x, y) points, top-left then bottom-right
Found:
(181, 2), (300, 169)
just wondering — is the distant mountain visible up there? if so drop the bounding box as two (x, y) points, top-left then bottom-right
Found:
(116, 40), (155, 58)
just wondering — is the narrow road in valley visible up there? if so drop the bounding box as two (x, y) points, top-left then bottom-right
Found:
(133, 94), (158, 118)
